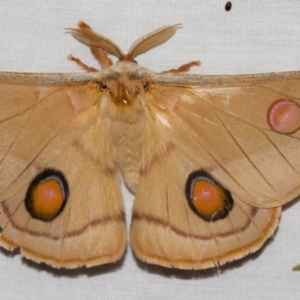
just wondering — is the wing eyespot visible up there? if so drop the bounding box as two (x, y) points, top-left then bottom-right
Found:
(25, 168), (69, 222)
(185, 170), (234, 222)
(267, 98), (300, 133)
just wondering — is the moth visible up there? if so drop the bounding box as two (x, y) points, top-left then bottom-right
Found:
(1, 21), (300, 270)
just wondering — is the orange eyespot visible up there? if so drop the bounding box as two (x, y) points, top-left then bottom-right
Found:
(25, 169), (69, 222)
(185, 170), (233, 222)
(192, 180), (226, 217)
(267, 99), (300, 133)
(32, 180), (63, 219)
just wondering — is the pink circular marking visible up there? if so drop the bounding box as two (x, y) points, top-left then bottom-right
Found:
(267, 99), (300, 133)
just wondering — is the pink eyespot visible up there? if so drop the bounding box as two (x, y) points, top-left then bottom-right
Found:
(267, 99), (300, 133)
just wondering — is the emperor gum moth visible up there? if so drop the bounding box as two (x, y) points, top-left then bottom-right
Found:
(0, 22), (300, 270)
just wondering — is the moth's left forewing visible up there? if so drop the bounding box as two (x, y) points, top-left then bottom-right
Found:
(0, 73), (126, 268)
(151, 73), (300, 208)
(130, 72), (300, 269)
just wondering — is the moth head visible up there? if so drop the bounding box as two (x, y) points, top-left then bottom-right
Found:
(95, 71), (150, 107)
(67, 22), (181, 63)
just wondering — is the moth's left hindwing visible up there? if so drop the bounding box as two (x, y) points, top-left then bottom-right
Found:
(131, 77), (300, 269)
(0, 79), (126, 268)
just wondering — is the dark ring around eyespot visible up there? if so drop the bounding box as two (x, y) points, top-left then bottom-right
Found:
(185, 169), (234, 222)
(25, 168), (69, 222)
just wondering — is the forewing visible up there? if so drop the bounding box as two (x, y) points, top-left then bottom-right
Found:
(130, 73), (300, 269)
(152, 75), (300, 208)
(0, 75), (126, 268)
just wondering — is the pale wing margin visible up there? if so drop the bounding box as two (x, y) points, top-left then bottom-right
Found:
(0, 71), (101, 85)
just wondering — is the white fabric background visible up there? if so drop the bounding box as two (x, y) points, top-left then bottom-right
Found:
(1, 1), (300, 299)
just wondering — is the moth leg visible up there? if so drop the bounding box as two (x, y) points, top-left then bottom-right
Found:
(67, 54), (98, 72)
(164, 60), (201, 73)
(68, 49), (112, 70)
(67, 21), (99, 71)
(90, 47), (113, 69)
(76, 20), (113, 68)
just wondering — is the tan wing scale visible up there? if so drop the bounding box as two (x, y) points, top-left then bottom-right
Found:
(148, 79), (300, 208)
(130, 75), (300, 269)
(0, 79), (126, 268)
